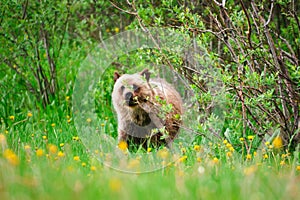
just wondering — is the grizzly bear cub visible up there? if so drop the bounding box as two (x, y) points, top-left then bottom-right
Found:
(112, 69), (183, 149)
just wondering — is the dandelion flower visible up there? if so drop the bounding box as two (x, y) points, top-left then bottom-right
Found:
(73, 156), (80, 161)
(212, 157), (219, 164)
(280, 160), (285, 166)
(36, 149), (44, 157)
(48, 144), (57, 154)
(226, 152), (233, 158)
(193, 145), (201, 151)
(9, 115), (15, 121)
(197, 157), (202, 162)
(246, 154), (252, 160)
(114, 27), (120, 33)
(42, 135), (47, 140)
(229, 146), (235, 152)
(82, 162), (86, 167)
(24, 145), (31, 151)
(57, 151), (65, 157)
(86, 118), (92, 123)
(147, 147), (152, 153)
(247, 135), (254, 141)
(223, 139), (228, 144)
(90, 166), (96, 171)
(27, 112), (33, 117)
(118, 141), (128, 151)
(296, 166), (300, 171)
(178, 155), (187, 162)
(239, 137), (245, 142)
(272, 136), (283, 149)
(4, 149), (19, 166)
(263, 154), (269, 159)
(72, 136), (79, 141)
(65, 96), (70, 101)
(51, 123), (56, 127)
(60, 143), (64, 147)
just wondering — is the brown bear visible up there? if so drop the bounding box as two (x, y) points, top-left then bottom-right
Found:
(112, 69), (183, 149)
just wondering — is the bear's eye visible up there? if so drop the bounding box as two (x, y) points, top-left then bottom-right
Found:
(132, 84), (139, 92)
(120, 85), (125, 93)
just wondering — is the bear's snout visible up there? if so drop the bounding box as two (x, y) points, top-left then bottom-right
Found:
(124, 92), (138, 107)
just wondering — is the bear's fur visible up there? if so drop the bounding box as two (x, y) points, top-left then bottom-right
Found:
(112, 69), (183, 149)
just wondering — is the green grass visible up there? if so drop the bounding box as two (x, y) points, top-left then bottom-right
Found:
(1, 107), (300, 200)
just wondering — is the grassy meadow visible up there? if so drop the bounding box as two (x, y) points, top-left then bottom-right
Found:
(1, 106), (300, 200)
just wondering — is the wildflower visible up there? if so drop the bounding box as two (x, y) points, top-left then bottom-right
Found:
(118, 141), (128, 151)
(114, 27), (120, 33)
(229, 146), (235, 152)
(42, 135), (47, 140)
(268, 145), (273, 149)
(101, 123), (105, 127)
(73, 156), (80, 161)
(48, 144), (58, 154)
(86, 118), (92, 123)
(178, 155), (187, 162)
(60, 143), (64, 147)
(106, 28), (110, 33)
(90, 166), (96, 171)
(226, 143), (232, 149)
(212, 157), (219, 164)
(197, 157), (202, 162)
(109, 178), (122, 192)
(296, 166), (300, 171)
(247, 135), (254, 141)
(226, 152), (233, 158)
(208, 142), (213, 146)
(36, 149), (44, 157)
(265, 141), (270, 146)
(263, 154), (269, 159)
(9, 115), (15, 121)
(27, 112), (33, 117)
(272, 136), (283, 149)
(253, 151), (257, 157)
(246, 154), (252, 160)
(57, 151), (65, 157)
(193, 145), (201, 151)
(223, 139), (228, 144)
(4, 149), (19, 166)
(72, 136), (79, 141)
(67, 119), (71, 123)
(51, 123), (55, 127)
(239, 137), (245, 142)
(65, 96), (70, 101)
(82, 162), (86, 167)
(147, 147), (152, 153)
(280, 160), (285, 166)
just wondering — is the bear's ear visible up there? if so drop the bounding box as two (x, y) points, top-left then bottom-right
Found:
(140, 68), (150, 82)
(114, 72), (121, 83)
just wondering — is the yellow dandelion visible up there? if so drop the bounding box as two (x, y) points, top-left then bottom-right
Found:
(247, 135), (254, 141)
(280, 160), (285, 166)
(229, 146), (235, 152)
(86, 118), (92, 123)
(226, 151), (233, 158)
(109, 178), (122, 192)
(114, 27), (120, 33)
(73, 156), (80, 161)
(197, 157), (202, 162)
(253, 151), (257, 157)
(118, 141), (128, 151)
(82, 162), (86, 167)
(42, 135), (47, 140)
(51, 123), (55, 127)
(48, 144), (58, 154)
(4, 149), (19, 166)
(296, 165), (300, 171)
(265, 141), (270, 146)
(36, 149), (44, 157)
(106, 28), (110, 33)
(66, 96), (70, 101)
(101, 123), (105, 127)
(72, 136), (79, 141)
(239, 137), (245, 142)
(31, 134), (34, 137)
(246, 154), (252, 160)
(27, 112), (33, 117)
(57, 151), (65, 157)
(147, 147), (152, 153)
(263, 154), (269, 159)
(181, 147), (186, 154)
(268, 145), (273, 149)
(90, 166), (96, 171)
(273, 136), (283, 149)
(212, 157), (219, 164)
(9, 115), (15, 121)
(178, 155), (188, 162)
(226, 143), (232, 148)
(194, 145), (201, 151)
(5, 130), (9, 134)
(67, 119), (71, 123)
(60, 143), (64, 147)
(223, 139), (228, 144)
